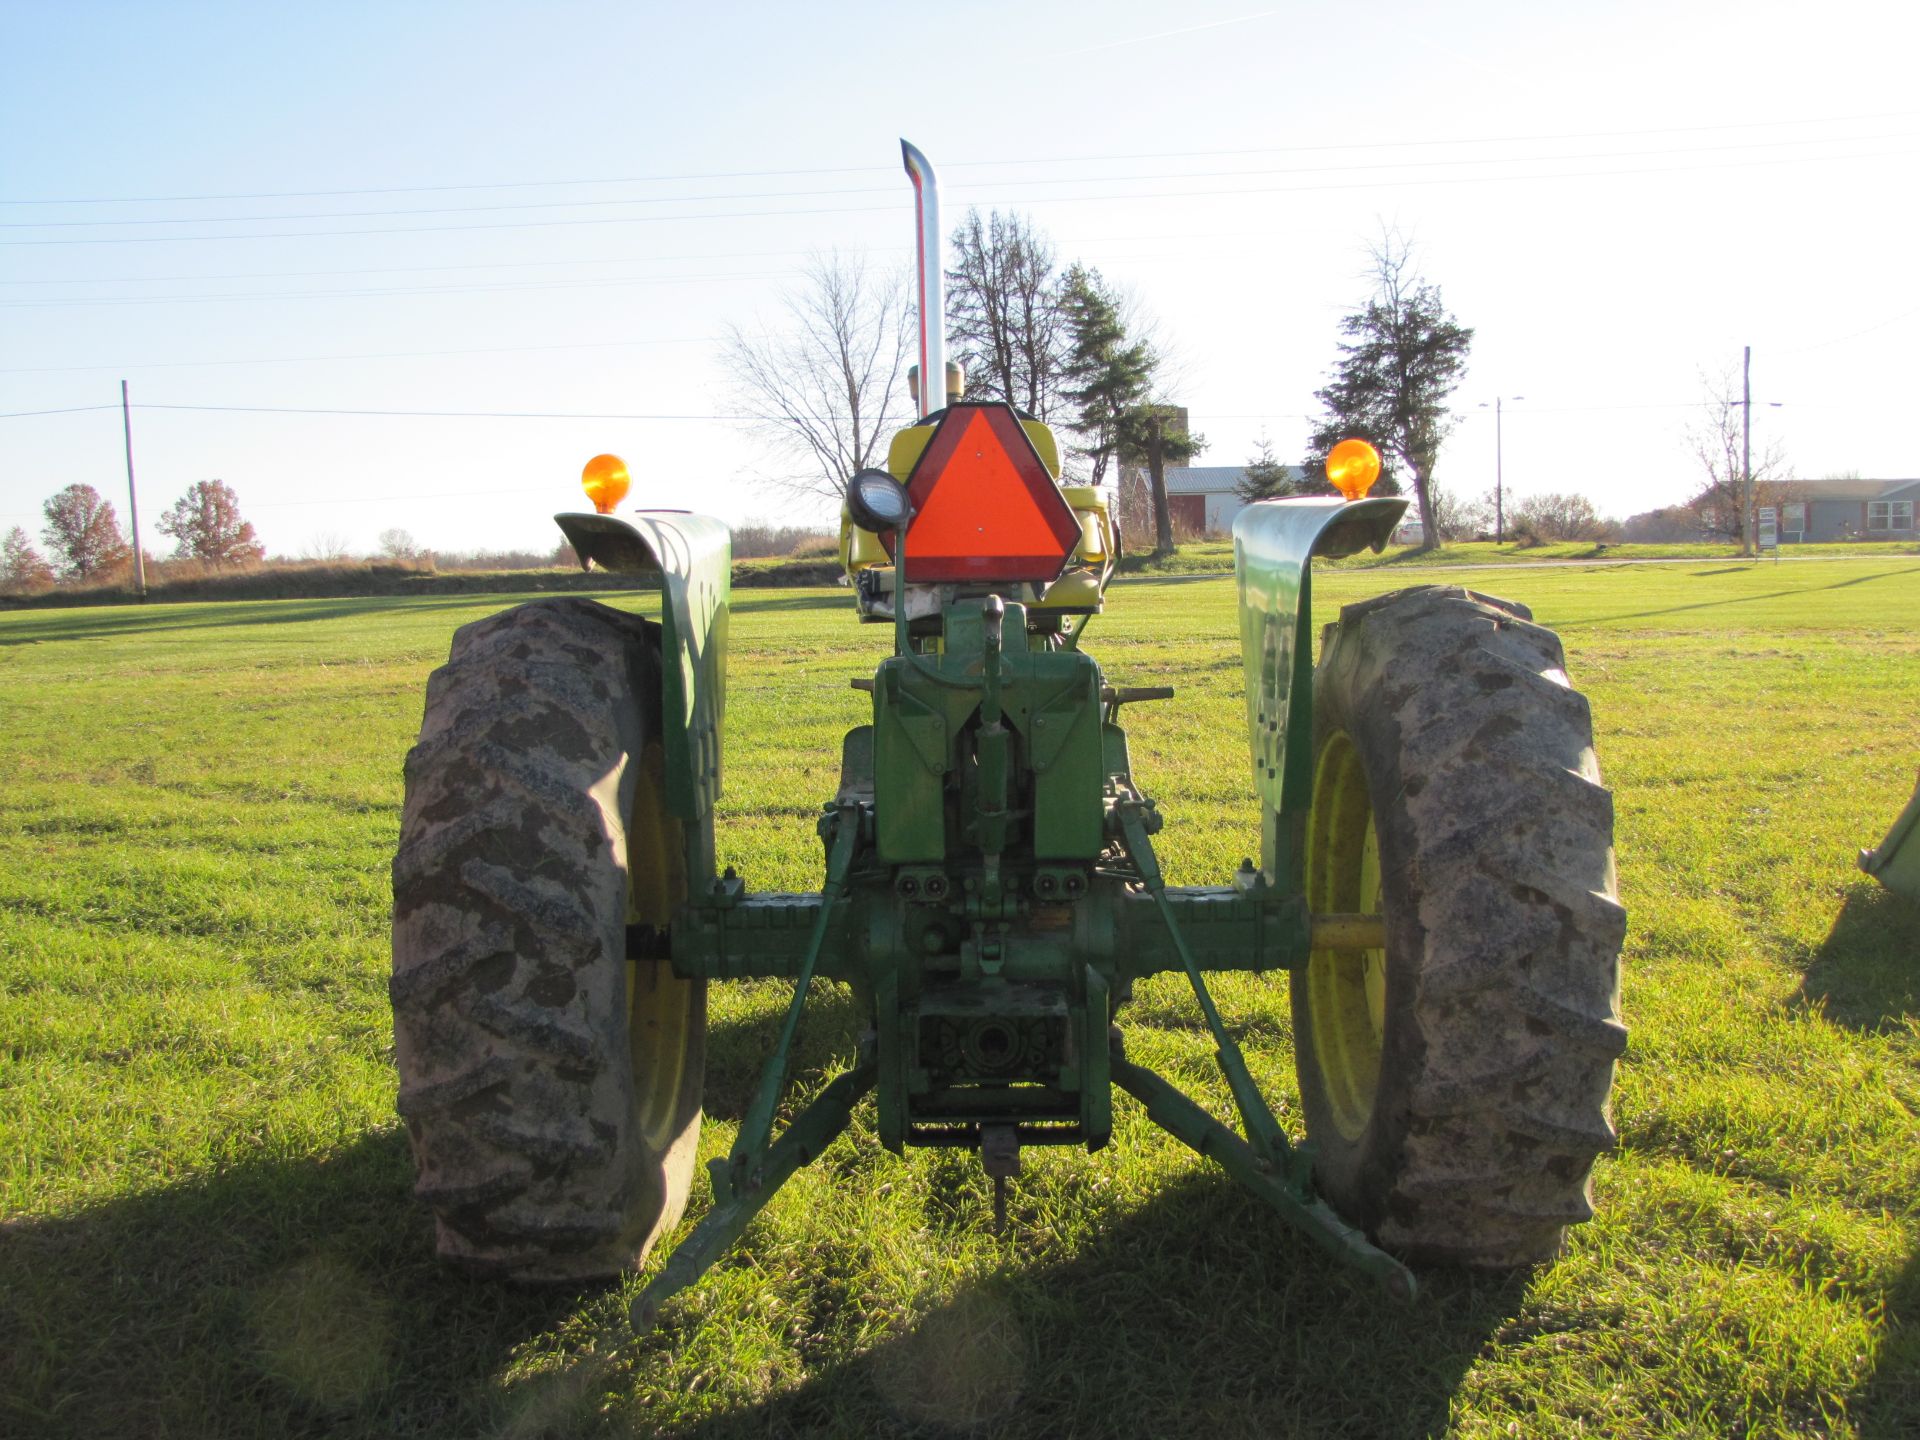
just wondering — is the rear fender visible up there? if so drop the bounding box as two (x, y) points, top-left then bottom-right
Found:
(1860, 770), (1920, 902)
(1233, 496), (1405, 884)
(555, 513), (730, 859)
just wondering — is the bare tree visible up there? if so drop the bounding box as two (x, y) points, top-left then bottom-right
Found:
(1429, 486), (1495, 542)
(379, 528), (423, 560)
(302, 531), (353, 562)
(722, 251), (914, 509)
(1508, 491), (1616, 542)
(1621, 505), (1703, 542)
(1686, 367), (1790, 549)
(945, 209), (1068, 419)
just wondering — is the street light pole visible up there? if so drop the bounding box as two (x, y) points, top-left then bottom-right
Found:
(1479, 396), (1524, 544)
(1726, 346), (1783, 557)
(1742, 346), (1753, 555)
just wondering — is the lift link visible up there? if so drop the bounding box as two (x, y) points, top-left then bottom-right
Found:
(715, 805), (862, 1203)
(1108, 1038), (1416, 1302)
(1116, 802), (1294, 1173)
(632, 1056), (878, 1331)
(1113, 803), (1415, 1301)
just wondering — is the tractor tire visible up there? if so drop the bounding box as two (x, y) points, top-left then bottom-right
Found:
(391, 598), (705, 1281)
(1294, 585), (1626, 1268)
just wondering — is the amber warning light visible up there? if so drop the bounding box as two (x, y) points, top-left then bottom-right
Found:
(1326, 438), (1381, 502)
(581, 454), (630, 515)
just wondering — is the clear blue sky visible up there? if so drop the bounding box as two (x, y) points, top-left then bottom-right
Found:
(3, 0), (1915, 556)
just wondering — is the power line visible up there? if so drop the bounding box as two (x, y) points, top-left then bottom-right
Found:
(0, 183), (901, 229)
(7, 132), (1912, 240)
(6, 144), (1909, 249)
(0, 336), (720, 376)
(9, 131), (1910, 231)
(0, 268), (796, 309)
(0, 395), (1829, 427)
(133, 403), (749, 420)
(4, 108), (1913, 205)
(0, 403), (119, 418)
(0, 246), (845, 287)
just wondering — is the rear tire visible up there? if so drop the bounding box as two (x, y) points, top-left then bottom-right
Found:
(1294, 585), (1626, 1267)
(391, 598), (705, 1280)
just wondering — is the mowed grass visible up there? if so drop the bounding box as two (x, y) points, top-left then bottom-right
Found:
(2, 557), (1918, 1438)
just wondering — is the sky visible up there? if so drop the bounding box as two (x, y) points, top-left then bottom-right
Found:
(3, 0), (1916, 559)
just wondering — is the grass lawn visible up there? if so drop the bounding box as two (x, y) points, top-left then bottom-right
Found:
(3, 557), (1918, 1438)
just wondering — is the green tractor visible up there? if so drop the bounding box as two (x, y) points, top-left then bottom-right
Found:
(390, 142), (1625, 1314)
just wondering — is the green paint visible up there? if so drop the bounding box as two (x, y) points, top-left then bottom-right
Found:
(554, 509), (732, 882)
(634, 496), (1431, 1317)
(1232, 496), (1404, 883)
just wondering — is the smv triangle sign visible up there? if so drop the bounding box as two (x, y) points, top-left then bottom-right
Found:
(896, 404), (1081, 583)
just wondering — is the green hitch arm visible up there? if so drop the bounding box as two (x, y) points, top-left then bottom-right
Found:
(717, 807), (861, 1201)
(1110, 1046), (1416, 1304)
(1117, 804), (1293, 1172)
(631, 1057), (878, 1331)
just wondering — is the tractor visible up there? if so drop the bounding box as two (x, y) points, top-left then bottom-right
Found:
(390, 141), (1626, 1316)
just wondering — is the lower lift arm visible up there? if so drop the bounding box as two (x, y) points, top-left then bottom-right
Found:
(1115, 801), (1417, 1302)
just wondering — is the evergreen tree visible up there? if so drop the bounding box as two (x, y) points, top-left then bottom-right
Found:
(1306, 233), (1471, 549)
(1058, 264), (1155, 488)
(1236, 434), (1296, 503)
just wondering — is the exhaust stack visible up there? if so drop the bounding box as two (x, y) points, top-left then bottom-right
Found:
(901, 139), (944, 419)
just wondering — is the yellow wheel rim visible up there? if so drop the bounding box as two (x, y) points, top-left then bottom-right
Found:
(627, 739), (695, 1152)
(1304, 731), (1386, 1141)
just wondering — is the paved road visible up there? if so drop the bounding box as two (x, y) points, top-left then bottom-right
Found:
(1355, 551), (1920, 574)
(1117, 551), (1919, 583)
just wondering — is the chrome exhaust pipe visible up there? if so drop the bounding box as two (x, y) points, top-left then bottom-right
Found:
(900, 139), (944, 419)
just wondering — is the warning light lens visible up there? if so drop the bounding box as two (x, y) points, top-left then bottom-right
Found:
(581, 453), (630, 515)
(1326, 439), (1381, 502)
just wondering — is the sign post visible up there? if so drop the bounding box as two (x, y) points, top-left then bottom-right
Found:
(1757, 505), (1778, 559)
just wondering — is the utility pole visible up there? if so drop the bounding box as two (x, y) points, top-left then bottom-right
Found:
(120, 380), (148, 600)
(1495, 397), (1506, 544)
(1741, 345), (1754, 557)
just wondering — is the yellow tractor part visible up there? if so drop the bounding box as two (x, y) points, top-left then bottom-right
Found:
(1303, 730), (1387, 1141)
(627, 738), (702, 1153)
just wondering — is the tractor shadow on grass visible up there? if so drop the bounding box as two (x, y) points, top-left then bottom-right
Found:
(730, 594), (850, 617)
(0, 595), (517, 645)
(1793, 884), (1920, 1031)
(1852, 1246), (1920, 1438)
(663, 1168), (1529, 1440)
(0, 1128), (606, 1440)
(700, 982), (866, 1122)
(1579, 567), (1917, 628)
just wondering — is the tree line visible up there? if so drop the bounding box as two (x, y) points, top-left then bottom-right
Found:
(722, 214), (1206, 556)
(2, 479), (265, 593)
(723, 213), (1491, 555)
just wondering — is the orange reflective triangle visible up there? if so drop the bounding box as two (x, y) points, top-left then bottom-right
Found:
(899, 405), (1079, 583)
